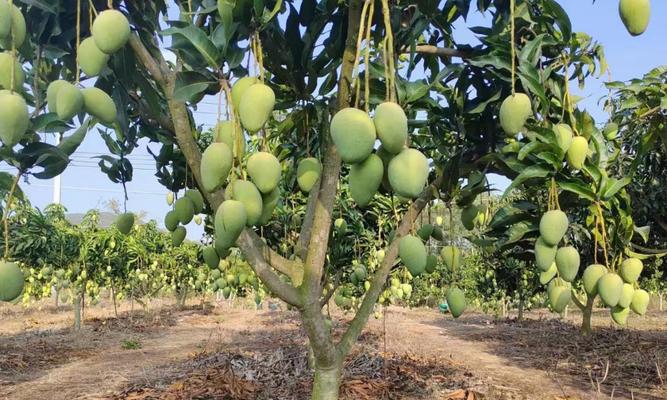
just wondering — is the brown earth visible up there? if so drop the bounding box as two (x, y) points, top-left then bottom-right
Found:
(0, 298), (665, 399)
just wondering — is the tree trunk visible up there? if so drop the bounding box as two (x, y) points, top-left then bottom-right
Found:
(73, 293), (82, 331)
(517, 295), (525, 322)
(580, 295), (595, 335)
(311, 362), (343, 400)
(54, 287), (59, 309)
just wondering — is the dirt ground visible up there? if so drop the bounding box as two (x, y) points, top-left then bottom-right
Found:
(0, 297), (665, 400)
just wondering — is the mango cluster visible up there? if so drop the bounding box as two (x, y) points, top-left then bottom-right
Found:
(331, 102), (429, 205)
(0, 2), (28, 148)
(536, 210), (649, 323)
(199, 78), (282, 257)
(164, 189), (205, 247)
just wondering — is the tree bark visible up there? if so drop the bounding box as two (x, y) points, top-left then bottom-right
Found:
(73, 293), (82, 331)
(311, 361), (343, 400)
(581, 295), (594, 335)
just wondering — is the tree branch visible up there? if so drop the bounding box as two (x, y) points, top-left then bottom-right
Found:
(401, 45), (470, 59)
(129, 33), (302, 307)
(571, 289), (587, 311)
(337, 174), (444, 356)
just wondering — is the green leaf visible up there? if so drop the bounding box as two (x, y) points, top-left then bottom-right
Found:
(558, 180), (597, 202)
(162, 23), (221, 68)
(173, 71), (216, 103)
(543, 0), (571, 41)
(503, 165), (550, 197)
(633, 225), (650, 244)
(601, 177), (631, 200)
(59, 118), (92, 156)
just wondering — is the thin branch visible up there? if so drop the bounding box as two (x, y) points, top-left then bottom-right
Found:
(128, 35), (165, 84)
(570, 289), (586, 311)
(401, 45), (471, 59)
(337, 173), (444, 356)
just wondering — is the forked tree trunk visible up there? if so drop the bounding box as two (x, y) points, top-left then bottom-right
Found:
(312, 361), (343, 400)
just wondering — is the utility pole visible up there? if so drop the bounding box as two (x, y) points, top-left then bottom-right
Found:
(53, 133), (62, 204)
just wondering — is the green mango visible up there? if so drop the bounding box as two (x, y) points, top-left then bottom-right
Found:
(566, 136), (588, 170)
(582, 264), (607, 296)
(202, 246), (220, 270)
(0, 5), (26, 49)
(78, 37), (109, 76)
(164, 210), (179, 232)
(239, 83), (275, 132)
(554, 123), (573, 153)
(184, 189), (205, 214)
(388, 148), (429, 198)
(174, 197), (195, 225)
(227, 180), (263, 226)
(0, 91), (28, 147)
(55, 82), (84, 120)
(539, 262), (557, 285)
(114, 212), (134, 235)
(619, 0), (650, 36)
(447, 287), (466, 318)
(597, 272), (624, 307)
(92, 9), (131, 54)
(373, 101), (407, 154)
(296, 157), (321, 193)
(82, 87), (117, 124)
(0, 51), (23, 90)
(399, 235), (427, 277)
(247, 151), (281, 194)
(201, 142), (233, 193)
(171, 226), (186, 246)
(230, 76), (258, 111)
(0, 261), (24, 302)
(425, 253), (438, 273)
(617, 283), (635, 309)
(539, 210), (569, 246)
(214, 200), (247, 250)
(534, 237), (557, 272)
(555, 246), (580, 282)
(611, 305), (630, 326)
(619, 257), (643, 283)
(441, 246), (462, 271)
(499, 93), (532, 136)
(258, 187), (280, 225)
(417, 224), (434, 241)
(630, 289), (649, 316)
(330, 107), (376, 164)
(349, 153), (383, 207)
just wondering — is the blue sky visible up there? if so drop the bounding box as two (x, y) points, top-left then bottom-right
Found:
(7, 1), (666, 240)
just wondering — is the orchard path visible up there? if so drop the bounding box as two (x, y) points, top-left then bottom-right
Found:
(2, 301), (661, 399)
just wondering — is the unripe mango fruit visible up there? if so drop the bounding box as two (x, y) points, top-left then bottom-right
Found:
(200, 142), (233, 193)
(582, 264), (607, 296)
(441, 246), (462, 271)
(296, 157), (321, 193)
(202, 246), (220, 270)
(539, 210), (568, 246)
(619, 257), (643, 283)
(567, 136), (588, 170)
(214, 199), (247, 250)
(0, 91), (28, 147)
(619, 0), (650, 36)
(92, 10), (131, 54)
(174, 197), (195, 225)
(630, 289), (649, 315)
(555, 246), (580, 282)
(447, 287), (466, 318)
(331, 107), (376, 164)
(611, 306), (630, 326)
(226, 180), (263, 226)
(239, 83), (275, 132)
(499, 93), (531, 136)
(534, 236), (557, 272)
(247, 151), (281, 194)
(388, 148), (429, 198)
(164, 210), (179, 231)
(461, 205), (480, 231)
(597, 272), (624, 307)
(114, 212), (134, 235)
(258, 187), (280, 225)
(539, 262), (557, 285)
(0, 261), (23, 302)
(399, 235), (427, 277)
(0, 51), (23, 90)
(82, 87), (117, 124)
(373, 102), (407, 154)
(349, 153), (383, 207)
(0, 1), (10, 39)
(231, 76), (258, 110)
(554, 123), (573, 153)
(55, 82), (84, 120)
(47, 80), (68, 113)
(78, 37), (109, 77)
(548, 284), (571, 313)
(0, 5), (26, 49)
(184, 189), (204, 213)
(617, 283), (635, 309)
(172, 226), (187, 246)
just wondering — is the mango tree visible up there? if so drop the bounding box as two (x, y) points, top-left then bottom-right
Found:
(0, 0), (655, 398)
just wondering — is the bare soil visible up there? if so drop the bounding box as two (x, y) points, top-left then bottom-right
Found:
(0, 298), (665, 400)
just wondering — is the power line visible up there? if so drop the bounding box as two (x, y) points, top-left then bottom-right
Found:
(27, 183), (166, 196)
